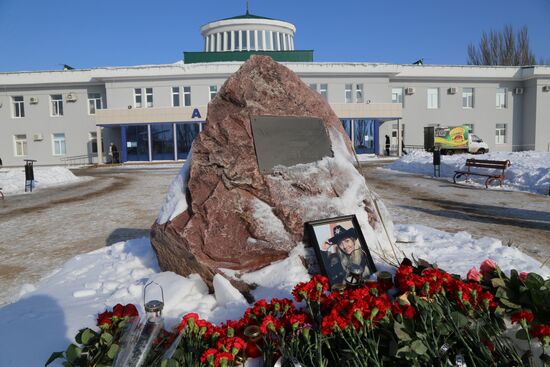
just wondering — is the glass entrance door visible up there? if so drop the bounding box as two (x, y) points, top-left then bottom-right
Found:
(151, 124), (175, 160)
(126, 125), (149, 161)
(354, 120), (375, 154)
(176, 123), (200, 159)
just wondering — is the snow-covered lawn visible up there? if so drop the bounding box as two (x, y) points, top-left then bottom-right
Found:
(0, 166), (83, 195)
(387, 151), (550, 195)
(0, 226), (547, 367)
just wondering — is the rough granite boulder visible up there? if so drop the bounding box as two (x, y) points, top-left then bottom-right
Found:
(151, 55), (393, 291)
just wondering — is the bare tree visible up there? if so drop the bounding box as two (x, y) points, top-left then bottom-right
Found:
(467, 25), (538, 66)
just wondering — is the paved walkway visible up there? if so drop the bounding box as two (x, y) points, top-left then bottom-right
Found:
(0, 165), (180, 305)
(360, 162), (550, 263)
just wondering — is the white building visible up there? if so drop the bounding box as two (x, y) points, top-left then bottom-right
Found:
(1, 11), (549, 166)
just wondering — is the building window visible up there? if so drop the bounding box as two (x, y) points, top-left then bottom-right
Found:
(234, 30), (240, 50)
(227, 31), (232, 50)
(320, 84), (328, 101)
(257, 30), (263, 49)
(172, 87), (180, 107)
(134, 88), (142, 108)
(266, 30), (272, 50)
(183, 86), (191, 106)
(496, 88), (507, 109)
(272, 32), (278, 51)
(462, 88), (474, 108)
(52, 133), (67, 155)
(279, 33), (285, 51)
(464, 124), (474, 134)
(14, 134), (27, 156)
(145, 88), (153, 108)
(250, 30), (256, 50)
(345, 84), (353, 103)
(355, 84), (364, 103)
(50, 94), (64, 116)
(495, 124), (507, 144)
(242, 30), (248, 50)
(309, 83), (317, 91)
(392, 88), (403, 105)
(88, 93), (102, 114)
(12, 96), (25, 118)
(427, 88), (439, 109)
(209, 85), (218, 101)
(89, 132), (98, 153)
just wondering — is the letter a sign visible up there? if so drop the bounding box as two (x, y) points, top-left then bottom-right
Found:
(191, 108), (202, 119)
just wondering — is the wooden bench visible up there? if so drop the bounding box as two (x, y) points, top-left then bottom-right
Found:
(453, 159), (511, 188)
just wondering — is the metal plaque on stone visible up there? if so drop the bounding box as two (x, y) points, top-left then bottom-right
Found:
(251, 115), (333, 174)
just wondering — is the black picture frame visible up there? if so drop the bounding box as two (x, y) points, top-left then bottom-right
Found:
(306, 215), (377, 286)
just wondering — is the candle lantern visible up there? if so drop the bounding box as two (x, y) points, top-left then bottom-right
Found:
(331, 283), (347, 294)
(114, 281), (165, 367)
(243, 325), (261, 342)
(345, 264), (365, 288)
(376, 271), (394, 291)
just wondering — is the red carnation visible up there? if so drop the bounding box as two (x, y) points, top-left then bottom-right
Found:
(214, 351), (234, 367)
(530, 324), (550, 345)
(511, 311), (534, 325)
(178, 312), (201, 333)
(259, 315), (277, 334)
(200, 348), (218, 364)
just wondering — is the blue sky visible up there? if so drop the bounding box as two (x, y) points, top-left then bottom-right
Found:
(1, 0), (549, 72)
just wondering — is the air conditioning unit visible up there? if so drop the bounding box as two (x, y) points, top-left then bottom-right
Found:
(29, 97), (39, 104)
(513, 88), (524, 95)
(405, 87), (415, 95)
(33, 133), (44, 141)
(543, 85), (550, 92)
(448, 87), (457, 94)
(66, 93), (77, 102)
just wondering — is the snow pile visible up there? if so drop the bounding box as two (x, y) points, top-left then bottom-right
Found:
(395, 224), (549, 277)
(0, 226), (547, 366)
(157, 151), (192, 224)
(0, 166), (82, 195)
(387, 151), (550, 195)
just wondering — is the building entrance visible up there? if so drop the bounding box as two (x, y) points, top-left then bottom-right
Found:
(341, 119), (378, 154)
(100, 122), (203, 163)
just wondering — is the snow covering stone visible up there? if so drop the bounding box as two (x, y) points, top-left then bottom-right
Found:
(213, 274), (247, 306)
(151, 55), (393, 291)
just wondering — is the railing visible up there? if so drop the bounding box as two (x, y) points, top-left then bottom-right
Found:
(60, 154), (98, 167)
(403, 145), (425, 152)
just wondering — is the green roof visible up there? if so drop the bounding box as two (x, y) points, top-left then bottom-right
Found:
(220, 12), (276, 21)
(184, 50), (314, 64)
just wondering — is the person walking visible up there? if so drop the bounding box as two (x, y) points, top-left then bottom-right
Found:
(385, 135), (390, 156)
(109, 142), (119, 164)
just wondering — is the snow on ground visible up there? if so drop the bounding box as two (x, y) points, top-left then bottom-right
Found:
(357, 153), (396, 162)
(0, 166), (84, 195)
(387, 151), (550, 195)
(0, 226), (547, 367)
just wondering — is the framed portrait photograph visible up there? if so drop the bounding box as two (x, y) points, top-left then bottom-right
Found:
(306, 215), (377, 287)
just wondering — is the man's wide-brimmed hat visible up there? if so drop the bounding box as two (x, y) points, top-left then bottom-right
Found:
(329, 225), (357, 245)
